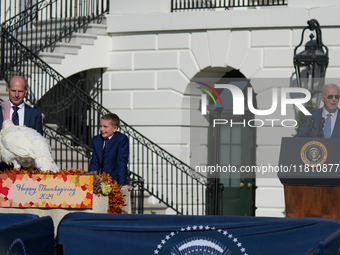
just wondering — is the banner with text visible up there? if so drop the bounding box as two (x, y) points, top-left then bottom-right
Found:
(0, 174), (93, 208)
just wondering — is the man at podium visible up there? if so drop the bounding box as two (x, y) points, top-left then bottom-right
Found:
(298, 84), (340, 138)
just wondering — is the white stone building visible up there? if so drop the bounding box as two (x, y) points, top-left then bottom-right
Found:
(5, 0), (340, 216)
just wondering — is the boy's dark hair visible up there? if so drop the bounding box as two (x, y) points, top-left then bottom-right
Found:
(101, 113), (120, 128)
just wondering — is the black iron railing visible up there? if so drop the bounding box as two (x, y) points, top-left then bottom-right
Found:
(171, 0), (287, 11)
(120, 123), (207, 215)
(2, 0), (108, 54)
(1, 0), (209, 215)
(43, 123), (91, 170)
(128, 171), (144, 214)
(205, 180), (224, 215)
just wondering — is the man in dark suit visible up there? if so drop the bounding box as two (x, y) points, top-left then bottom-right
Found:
(0, 76), (43, 170)
(89, 113), (132, 190)
(0, 76), (43, 135)
(298, 84), (340, 138)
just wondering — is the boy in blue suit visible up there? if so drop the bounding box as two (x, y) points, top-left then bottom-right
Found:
(89, 113), (131, 190)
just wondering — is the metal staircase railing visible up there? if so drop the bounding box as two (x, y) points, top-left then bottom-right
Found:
(0, 0), (208, 215)
(171, 0), (287, 12)
(2, 0), (108, 54)
(43, 123), (91, 171)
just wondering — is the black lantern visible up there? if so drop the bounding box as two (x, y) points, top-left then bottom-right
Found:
(294, 19), (328, 98)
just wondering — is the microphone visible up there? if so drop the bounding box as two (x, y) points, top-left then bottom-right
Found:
(315, 117), (325, 137)
(319, 117), (325, 128)
(308, 117), (315, 129)
(308, 117), (316, 137)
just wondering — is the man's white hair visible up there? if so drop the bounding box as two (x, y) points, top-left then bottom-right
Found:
(321, 84), (339, 95)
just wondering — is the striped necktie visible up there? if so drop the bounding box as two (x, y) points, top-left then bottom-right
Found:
(99, 138), (109, 174)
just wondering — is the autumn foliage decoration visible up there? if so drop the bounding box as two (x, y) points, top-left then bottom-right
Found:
(90, 171), (126, 213)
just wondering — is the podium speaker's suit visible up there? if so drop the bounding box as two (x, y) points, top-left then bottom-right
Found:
(298, 108), (340, 138)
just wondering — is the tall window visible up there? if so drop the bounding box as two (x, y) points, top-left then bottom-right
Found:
(207, 71), (256, 216)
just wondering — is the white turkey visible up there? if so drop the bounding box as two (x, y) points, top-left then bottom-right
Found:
(0, 101), (59, 172)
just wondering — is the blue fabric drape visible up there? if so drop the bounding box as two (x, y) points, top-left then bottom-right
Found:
(307, 227), (340, 255)
(57, 212), (340, 255)
(0, 213), (38, 227)
(0, 215), (54, 255)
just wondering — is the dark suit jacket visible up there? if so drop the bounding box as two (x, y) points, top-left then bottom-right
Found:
(89, 131), (129, 186)
(298, 108), (340, 138)
(0, 103), (43, 135)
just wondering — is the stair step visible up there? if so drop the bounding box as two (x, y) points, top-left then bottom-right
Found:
(43, 123), (59, 130)
(81, 23), (107, 35)
(32, 16), (107, 30)
(16, 33), (97, 45)
(66, 33), (98, 45)
(16, 26), (99, 41)
(17, 22), (107, 35)
(48, 43), (82, 55)
(38, 52), (65, 64)
(15, 32), (97, 46)
(143, 192), (168, 215)
(4, 17), (104, 69)
(143, 203), (168, 215)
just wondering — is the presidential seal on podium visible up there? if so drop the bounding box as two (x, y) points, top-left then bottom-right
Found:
(300, 141), (328, 167)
